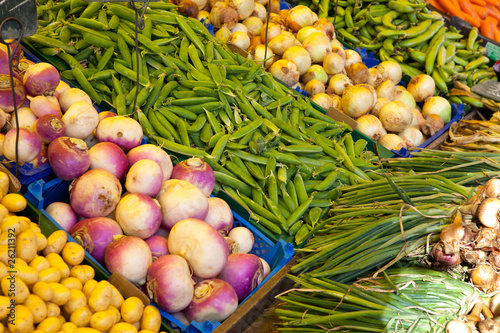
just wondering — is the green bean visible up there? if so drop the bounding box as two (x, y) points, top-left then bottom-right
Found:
(176, 17), (205, 57)
(72, 67), (101, 103)
(153, 136), (208, 158)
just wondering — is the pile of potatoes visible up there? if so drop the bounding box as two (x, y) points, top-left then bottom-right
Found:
(0, 197), (167, 333)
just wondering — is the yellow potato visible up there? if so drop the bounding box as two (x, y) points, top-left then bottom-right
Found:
(76, 328), (101, 333)
(48, 283), (71, 306)
(0, 216), (30, 234)
(0, 172), (8, 197)
(0, 245), (8, 266)
(0, 205), (8, 222)
(30, 256), (51, 272)
(0, 296), (10, 320)
(45, 302), (60, 318)
(140, 305), (161, 333)
(39, 267), (61, 283)
(90, 309), (116, 331)
(82, 279), (98, 299)
(60, 322), (78, 333)
(57, 314), (66, 326)
(14, 264), (39, 286)
(43, 230), (67, 256)
(16, 229), (38, 263)
(70, 306), (92, 327)
(60, 277), (83, 291)
(1, 274), (29, 304)
(63, 289), (86, 314)
(70, 265), (95, 284)
(121, 297), (144, 324)
(110, 284), (124, 309)
(109, 322), (138, 333)
(61, 242), (85, 266)
(24, 294), (47, 324)
(0, 322), (4, 333)
(8, 305), (33, 333)
(32, 281), (54, 302)
(35, 232), (48, 252)
(0, 262), (7, 280)
(88, 280), (112, 313)
(132, 320), (141, 330)
(1, 193), (27, 212)
(46, 253), (70, 279)
(138, 330), (156, 333)
(107, 305), (121, 325)
(36, 316), (61, 333)
(0, 232), (9, 246)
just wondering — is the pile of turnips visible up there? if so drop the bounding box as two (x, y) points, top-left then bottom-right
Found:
(45, 154), (270, 325)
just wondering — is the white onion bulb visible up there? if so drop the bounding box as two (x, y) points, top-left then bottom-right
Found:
(407, 74), (435, 102)
(377, 61), (402, 85)
(344, 50), (362, 67)
(269, 59), (300, 87)
(285, 5), (318, 32)
(302, 32), (332, 63)
(228, 31), (250, 51)
(268, 32), (301, 56)
(370, 97), (390, 117)
(398, 127), (425, 148)
(378, 133), (406, 151)
(282, 46), (311, 76)
(376, 79), (396, 101)
(356, 114), (387, 141)
(378, 100), (412, 133)
(248, 44), (274, 68)
(304, 79), (325, 96)
(422, 96), (452, 124)
(323, 51), (344, 75)
(311, 93), (334, 110)
(296, 26), (322, 44)
(341, 85), (374, 118)
(302, 65), (328, 85)
(327, 74), (351, 96)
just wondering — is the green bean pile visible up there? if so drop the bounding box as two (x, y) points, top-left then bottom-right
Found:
(276, 267), (478, 332)
(299, 0), (496, 98)
(27, 0), (384, 244)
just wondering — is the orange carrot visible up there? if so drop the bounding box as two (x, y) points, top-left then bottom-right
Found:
(463, 12), (483, 26)
(470, 0), (487, 5)
(451, 0), (461, 9)
(481, 16), (495, 38)
(472, 4), (488, 18)
(429, 0), (447, 11)
(494, 25), (500, 42)
(486, 4), (500, 21)
(437, 0), (468, 20)
(484, 0), (500, 7)
(460, 0), (480, 19)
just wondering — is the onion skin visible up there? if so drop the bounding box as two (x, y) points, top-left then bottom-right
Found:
(88, 142), (128, 180)
(285, 5), (317, 32)
(145, 235), (169, 261)
(34, 115), (66, 144)
(327, 74), (351, 96)
(125, 159), (163, 198)
(376, 61), (402, 85)
(185, 279), (238, 323)
(69, 169), (122, 218)
(47, 137), (90, 181)
(69, 217), (123, 264)
(127, 144), (173, 182)
(407, 74), (435, 102)
(156, 179), (209, 230)
(346, 63), (369, 85)
(269, 59), (300, 87)
(302, 32), (332, 63)
(209, 1), (239, 29)
(171, 157), (215, 197)
(115, 193), (162, 239)
(218, 253), (264, 302)
(204, 197), (234, 236)
(168, 218), (229, 279)
(45, 202), (78, 232)
(96, 116), (143, 151)
(23, 63), (60, 96)
(470, 264), (499, 292)
(105, 236), (152, 285)
(228, 31), (250, 51)
(430, 241), (462, 268)
(0, 75), (26, 112)
(422, 96), (452, 124)
(304, 79), (326, 96)
(313, 18), (335, 39)
(3, 128), (42, 164)
(146, 254), (194, 313)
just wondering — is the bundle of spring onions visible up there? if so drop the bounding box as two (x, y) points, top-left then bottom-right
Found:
(382, 150), (500, 186)
(276, 267), (479, 332)
(441, 111), (500, 153)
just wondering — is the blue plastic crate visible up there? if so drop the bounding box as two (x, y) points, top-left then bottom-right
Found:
(25, 176), (294, 333)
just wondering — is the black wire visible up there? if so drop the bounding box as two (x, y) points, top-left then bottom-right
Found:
(0, 18), (23, 178)
(333, 0), (340, 28)
(263, 0), (272, 66)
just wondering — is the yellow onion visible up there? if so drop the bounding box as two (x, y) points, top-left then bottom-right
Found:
(197, 10), (210, 22)
(296, 26), (322, 44)
(367, 68), (383, 88)
(378, 133), (406, 150)
(255, 0), (268, 6)
(304, 79), (325, 96)
(344, 50), (362, 67)
(323, 51), (344, 75)
(331, 39), (343, 49)
(330, 94), (342, 111)
(407, 74), (435, 102)
(248, 44), (274, 68)
(231, 22), (249, 34)
(232, 0), (255, 19)
(303, 32), (332, 63)
(445, 320), (470, 333)
(346, 63), (368, 85)
(209, 1), (239, 29)
(215, 25), (232, 42)
(249, 36), (263, 48)
(269, 13), (285, 26)
(331, 45), (346, 61)
(356, 114), (386, 141)
(478, 197), (500, 228)
(252, 3), (267, 21)
(228, 31), (250, 51)
(359, 84), (377, 109)
(421, 114), (444, 136)
(393, 86), (417, 109)
(410, 108), (426, 130)
(285, 5), (318, 32)
(278, 9), (289, 20)
(370, 97), (390, 117)
(311, 93), (334, 110)
(326, 74), (351, 96)
(398, 127), (424, 148)
(470, 264), (499, 292)
(484, 178), (500, 199)
(261, 22), (282, 43)
(269, 0), (280, 13)
(341, 85), (374, 118)
(282, 46), (311, 75)
(379, 100), (412, 133)
(178, 0), (200, 18)
(269, 59), (300, 87)
(376, 79), (396, 101)
(242, 17), (263, 36)
(376, 61), (402, 85)
(268, 32), (301, 55)
(302, 65), (328, 85)
(422, 96), (451, 124)
(313, 18), (335, 40)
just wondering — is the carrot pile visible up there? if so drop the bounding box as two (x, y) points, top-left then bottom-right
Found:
(428, 0), (500, 42)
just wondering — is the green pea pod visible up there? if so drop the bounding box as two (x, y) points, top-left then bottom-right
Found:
(437, 46), (447, 68)
(465, 56), (490, 71)
(425, 33), (446, 75)
(337, 28), (360, 44)
(467, 27), (479, 51)
(388, 0), (416, 12)
(382, 11), (400, 29)
(398, 20), (444, 48)
(432, 69), (448, 93)
(72, 67), (101, 103)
